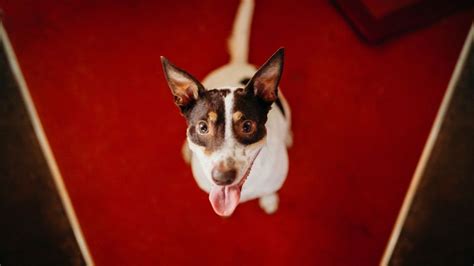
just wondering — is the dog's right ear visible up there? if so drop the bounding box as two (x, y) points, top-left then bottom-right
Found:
(161, 56), (204, 111)
(246, 48), (284, 103)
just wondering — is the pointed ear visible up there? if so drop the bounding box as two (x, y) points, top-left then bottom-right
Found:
(247, 48), (284, 103)
(161, 56), (204, 109)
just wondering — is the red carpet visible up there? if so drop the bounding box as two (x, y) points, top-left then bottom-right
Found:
(1, 0), (472, 265)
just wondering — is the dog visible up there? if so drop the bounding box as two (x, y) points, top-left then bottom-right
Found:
(161, 0), (292, 217)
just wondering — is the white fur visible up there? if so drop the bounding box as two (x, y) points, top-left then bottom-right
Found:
(259, 193), (279, 214)
(186, 0), (291, 212)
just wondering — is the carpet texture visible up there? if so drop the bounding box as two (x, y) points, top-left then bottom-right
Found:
(0, 0), (472, 265)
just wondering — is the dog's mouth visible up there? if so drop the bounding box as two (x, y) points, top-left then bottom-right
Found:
(209, 150), (261, 217)
(208, 174), (247, 217)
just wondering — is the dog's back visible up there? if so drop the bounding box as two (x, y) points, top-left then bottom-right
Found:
(195, 0), (292, 203)
(203, 0), (256, 89)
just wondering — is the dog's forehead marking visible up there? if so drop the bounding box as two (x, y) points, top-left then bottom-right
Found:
(224, 89), (236, 141)
(208, 111), (217, 122)
(186, 87), (241, 155)
(233, 111), (243, 121)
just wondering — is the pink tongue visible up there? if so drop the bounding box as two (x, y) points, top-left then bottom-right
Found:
(209, 185), (241, 217)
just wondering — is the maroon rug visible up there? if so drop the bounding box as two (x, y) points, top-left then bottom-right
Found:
(0, 0), (472, 264)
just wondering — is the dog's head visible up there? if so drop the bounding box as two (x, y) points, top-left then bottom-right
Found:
(161, 48), (284, 216)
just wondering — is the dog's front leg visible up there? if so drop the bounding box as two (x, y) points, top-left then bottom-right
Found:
(259, 193), (279, 214)
(181, 140), (192, 165)
(285, 130), (293, 148)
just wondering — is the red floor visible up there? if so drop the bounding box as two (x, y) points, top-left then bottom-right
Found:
(1, 0), (472, 265)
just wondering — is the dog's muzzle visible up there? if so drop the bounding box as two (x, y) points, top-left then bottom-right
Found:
(211, 165), (237, 185)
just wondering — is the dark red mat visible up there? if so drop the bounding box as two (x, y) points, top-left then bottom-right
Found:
(332, 0), (474, 42)
(0, 0), (472, 265)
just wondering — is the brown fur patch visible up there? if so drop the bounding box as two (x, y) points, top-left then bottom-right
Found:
(186, 89), (228, 153)
(232, 88), (271, 145)
(208, 111), (217, 122)
(232, 111), (243, 121)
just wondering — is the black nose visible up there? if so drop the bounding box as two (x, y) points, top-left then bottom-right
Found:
(212, 168), (237, 185)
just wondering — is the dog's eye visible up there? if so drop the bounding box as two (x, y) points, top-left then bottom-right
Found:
(241, 120), (256, 134)
(197, 121), (209, 134)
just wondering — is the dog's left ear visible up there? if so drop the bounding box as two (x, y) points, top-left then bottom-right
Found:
(161, 56), (205, 111)
(247, 48), (284, 103)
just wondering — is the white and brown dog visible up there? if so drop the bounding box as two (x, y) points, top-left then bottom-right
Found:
(161, 0), (292, 217)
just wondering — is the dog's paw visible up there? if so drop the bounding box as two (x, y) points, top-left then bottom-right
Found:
(285, 130), (293, 148)
(259, 193), (279, 214)
(181, 140), (192, 165)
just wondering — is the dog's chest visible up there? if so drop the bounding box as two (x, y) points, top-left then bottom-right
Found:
(239, 107), (289, 201)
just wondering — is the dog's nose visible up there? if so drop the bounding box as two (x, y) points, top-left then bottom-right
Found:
(212, 168), (237, 185)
